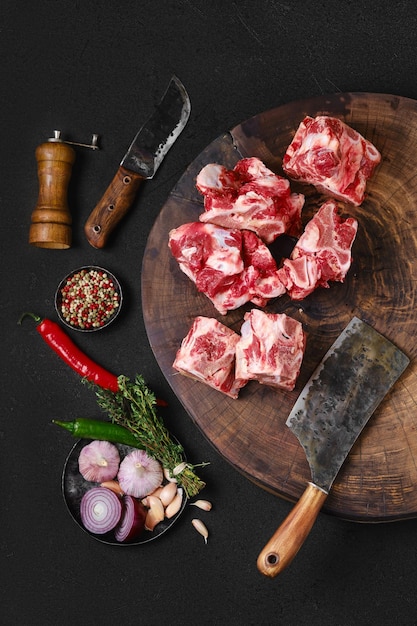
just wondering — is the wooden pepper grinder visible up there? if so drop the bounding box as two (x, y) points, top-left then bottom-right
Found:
(29, 130), (98, 249)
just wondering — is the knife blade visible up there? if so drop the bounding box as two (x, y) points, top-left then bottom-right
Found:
(84, 75), (191, 248)
(257, 317), (409, 578)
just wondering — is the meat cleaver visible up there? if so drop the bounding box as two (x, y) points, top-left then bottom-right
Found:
(85, 75), (191, 248)
(257, 317), (409, 578)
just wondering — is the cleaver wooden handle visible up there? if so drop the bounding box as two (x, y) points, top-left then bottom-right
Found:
(257, 482), (328, 577)
(85, 166), (145, 248)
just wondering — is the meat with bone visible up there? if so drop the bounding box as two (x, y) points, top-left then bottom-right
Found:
(235, 309), (305, 391)
(173, 316), (247, 399)
(282, 115), (381, 206)
(196, 157), (304, 243)
(168, 222), (285, 315)
(277, 199), (358, 300)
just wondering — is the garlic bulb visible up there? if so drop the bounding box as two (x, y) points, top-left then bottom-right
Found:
(78, 440), (120, 483)
(117, 449), (163, 498)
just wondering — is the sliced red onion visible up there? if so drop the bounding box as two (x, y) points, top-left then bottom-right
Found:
(80, 487), (122, 534)
(114, 495), (147, 542)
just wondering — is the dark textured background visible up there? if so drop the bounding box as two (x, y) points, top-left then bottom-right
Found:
(2, 2), (417, 624)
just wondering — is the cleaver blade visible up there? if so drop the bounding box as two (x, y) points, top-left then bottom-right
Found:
(85, 75), (191, 248)
(257, 316), (409, 578)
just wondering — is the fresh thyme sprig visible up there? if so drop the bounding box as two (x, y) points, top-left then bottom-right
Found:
(91, 374), (207, 498)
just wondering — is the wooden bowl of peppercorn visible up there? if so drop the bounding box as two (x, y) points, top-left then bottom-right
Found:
(55, 266), (123, 332)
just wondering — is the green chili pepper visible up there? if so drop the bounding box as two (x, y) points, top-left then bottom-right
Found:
(53, 418), (144, 449)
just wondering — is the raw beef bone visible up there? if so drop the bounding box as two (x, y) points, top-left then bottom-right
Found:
(278, 199), (358, 300)
(173, 316), (247, 399)
(235, 310), (306, 391)
(196, 157), (304, 244)
(168, 222), (286, 315)
(282, 115), (381, 206)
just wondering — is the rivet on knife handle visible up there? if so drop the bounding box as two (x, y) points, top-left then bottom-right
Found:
(257, 482), (327, 577)
(84, 167), (144, 248)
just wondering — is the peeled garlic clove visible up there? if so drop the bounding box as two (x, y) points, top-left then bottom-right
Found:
(145, 495), (165, 531)
(159, 481), (178, 507)
(190, 499), (212, 511)
(165, 488), (183, 519)
(192, 518), (209, 544)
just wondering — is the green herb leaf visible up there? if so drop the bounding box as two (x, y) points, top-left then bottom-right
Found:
(92, 374), (207, 498)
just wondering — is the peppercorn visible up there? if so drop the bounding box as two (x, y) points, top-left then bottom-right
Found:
(59, 268), (120, 330)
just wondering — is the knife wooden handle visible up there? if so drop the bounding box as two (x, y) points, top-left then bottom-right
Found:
(257, 482), (328, 578)
(85, 166), (145, 248)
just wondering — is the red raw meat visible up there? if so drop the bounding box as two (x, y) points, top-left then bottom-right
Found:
(278, 199), (358, 300)
(283, 115), (381, 206)
(173, 316), (247, 399)
(168, 222), (285, 314)
(235, 310), (305, 391)
(196, 157), (304, 243)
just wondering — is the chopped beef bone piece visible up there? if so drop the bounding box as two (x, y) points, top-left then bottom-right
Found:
(168, 222), (286, 315)
(235, 310), (305, 391)
(278, 199), (358, 300)
(173, 316), (247, 399)
(196, 157), (304, 243)
(282, 115), (381, 206)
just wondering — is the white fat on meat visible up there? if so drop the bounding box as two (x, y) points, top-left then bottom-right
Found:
(235, 310), (305, 391)
(283, 115), (381, 206)
(278, 199), (358, 300)
(173, 316), (247, 399)
(168, 222), (286, 315)
(196, 157), (304, 244)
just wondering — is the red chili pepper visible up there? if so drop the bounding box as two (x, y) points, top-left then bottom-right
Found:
(18, 312), (167, 405)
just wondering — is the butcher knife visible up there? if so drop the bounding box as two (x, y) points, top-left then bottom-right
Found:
(85, 75), (191, 248)
(257, 317), (409, 578)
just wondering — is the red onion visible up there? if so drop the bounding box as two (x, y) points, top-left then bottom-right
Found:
(80, 487), (122, 534)
(114, 495), (147, 542)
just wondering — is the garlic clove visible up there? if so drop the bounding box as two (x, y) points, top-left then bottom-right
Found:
(163, 468), (178, 483)
(172, 461), (188, 476)
(145, 495), (165, 531)
(149, 485), (164, 498)
(165, 488), (183, 519)
(189, 499), (212, 511)
(100, 480), (125, 497)
(191, 518), (209, 543)
(159, 481), (178, 507)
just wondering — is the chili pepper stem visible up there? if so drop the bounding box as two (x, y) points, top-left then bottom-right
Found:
(17, 312), (42, 325)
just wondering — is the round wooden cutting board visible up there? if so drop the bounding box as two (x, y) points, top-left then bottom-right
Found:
(142, 92), (417, 522)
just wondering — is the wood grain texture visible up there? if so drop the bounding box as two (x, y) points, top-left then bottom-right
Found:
(29, 141), (75, 249)
(85, 166), (144, 248)
(142, 93), (417, 522)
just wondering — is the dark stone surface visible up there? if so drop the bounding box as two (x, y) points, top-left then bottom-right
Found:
(3, 1), (417, 624)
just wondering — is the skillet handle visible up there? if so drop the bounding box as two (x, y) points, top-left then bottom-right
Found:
(257, 482), (328, 578)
